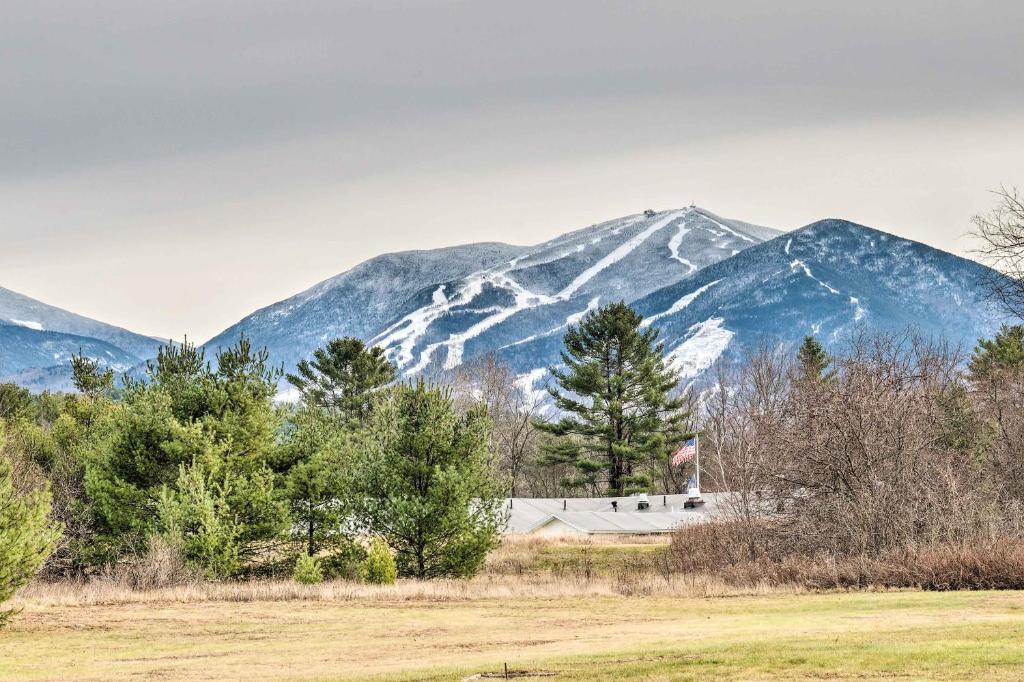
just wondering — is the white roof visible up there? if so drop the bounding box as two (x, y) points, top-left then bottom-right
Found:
(503, 493), (722, 534)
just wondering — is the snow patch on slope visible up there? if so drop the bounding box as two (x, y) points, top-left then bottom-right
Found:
(665, 318), (734, 379)
(9, 319), (43, 331)
(515, 368), (551, 412)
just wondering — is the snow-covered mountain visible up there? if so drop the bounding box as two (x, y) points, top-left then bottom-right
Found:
(202, 242), (531, 376)
(0, 286), (163, 359)
(0, 286), (166, 389)
(2, 208), (1008, 395)
(625, 219), (1005, 381)
(203, 207), (779, 381)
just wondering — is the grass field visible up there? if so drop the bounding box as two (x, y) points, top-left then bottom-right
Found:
(4, 579), (1024, 681)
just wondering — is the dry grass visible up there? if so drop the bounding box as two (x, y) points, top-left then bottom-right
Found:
(7, 537), (1024, 680)
(484, 534), (670, 580)
(13, 534), (700, 609)
(5, 585), (1024, 680)
(14, 571), (789, 609)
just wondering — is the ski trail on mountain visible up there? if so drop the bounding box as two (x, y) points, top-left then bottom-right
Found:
(790, 259), (840, 294)
(556, 210), (686, 299)
(376, 207), (747, 376)
(372, 276), (488, 367)
(501, 296), (602, 349)
(441, 275), (557, 370)
(696, 211), (756, 243)
(668, 209), (698, 271)
(641, 280), (722, 328)
(433, 211), (685, 371)
(788, 258), (868, 322)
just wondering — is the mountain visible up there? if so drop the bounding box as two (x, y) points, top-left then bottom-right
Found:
(3, 208), (1008, 396)
(622, 219), (1005, 382)
(203, 207), (779, 383)
(202, 242), (531, 375)
(0, 286), (165, 389)
(0, 286), (163, 359)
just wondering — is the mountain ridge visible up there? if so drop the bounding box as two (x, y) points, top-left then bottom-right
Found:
(1, 207), (1010, 394)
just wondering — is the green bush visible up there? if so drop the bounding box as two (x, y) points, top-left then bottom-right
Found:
(359, 537), (397, 585)
(293, 553), (323, 585)
(0, 458), (61, 627)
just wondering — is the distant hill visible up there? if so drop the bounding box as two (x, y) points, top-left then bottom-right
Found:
(0, 286), (166, 389)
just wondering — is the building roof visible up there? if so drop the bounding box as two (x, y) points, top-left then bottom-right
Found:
(503, 493), (722, 534)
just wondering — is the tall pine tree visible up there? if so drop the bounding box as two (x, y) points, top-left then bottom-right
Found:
(350, 381), (504, 578)
(540, 302), (688, 496)
(796, 336), (833, 382)
(287, 338), (395, 425)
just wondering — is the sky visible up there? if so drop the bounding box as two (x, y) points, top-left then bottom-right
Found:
(2, 1), (1023, 342)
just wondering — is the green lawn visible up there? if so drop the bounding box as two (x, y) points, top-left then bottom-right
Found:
(3, 588), (1023, 680)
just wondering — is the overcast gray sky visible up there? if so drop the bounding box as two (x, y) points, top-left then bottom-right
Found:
(2, 1), (1022, 341)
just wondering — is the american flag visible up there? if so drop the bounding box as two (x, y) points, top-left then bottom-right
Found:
(671, 437), (697, 466)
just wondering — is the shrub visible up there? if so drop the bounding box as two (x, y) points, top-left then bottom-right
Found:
(670, 521), (1024, 591)
(293, 553), (323, 585)
(0, 459), (61, 627)
(100, 535), (193, 590)
(360, 538), (397, 585)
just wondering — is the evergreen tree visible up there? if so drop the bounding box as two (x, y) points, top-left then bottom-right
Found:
(156, 459), (244, 580)
(287, 338), (395, 424)
(969, 324), (1024, 379)
(351, 381), (505, 578)
(280, 406), (352, 559)
(85, 336), (288, 573)
(359, 537), (397, 585)
(0, 432), (61, 626)
(540, 302), (688, 496)
(292, 553), (323, 584)
(70, 352), (114, 398)
(796, 336), (833, 381)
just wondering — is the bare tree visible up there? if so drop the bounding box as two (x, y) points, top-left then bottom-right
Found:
(449, 355), (545, 497)
(770, 333), (985, 555)
(699, 345), (790, 558)
(972, 186), (1024, 318)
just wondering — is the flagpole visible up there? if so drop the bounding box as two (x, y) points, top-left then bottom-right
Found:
(695, 432), (700, 495)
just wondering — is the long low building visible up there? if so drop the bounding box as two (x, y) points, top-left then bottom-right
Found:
(503, 493), (722, 536)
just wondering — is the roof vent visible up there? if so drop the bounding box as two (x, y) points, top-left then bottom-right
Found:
(637, 493), (650, 511)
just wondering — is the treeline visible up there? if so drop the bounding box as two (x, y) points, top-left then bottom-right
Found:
(0, 302), (697, 616)
(2, 286), (712, 607)
(674, 330), (1024, 589)
(0, 338), (506, 598)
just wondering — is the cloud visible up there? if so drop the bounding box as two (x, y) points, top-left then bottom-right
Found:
(1, 1), (1022, 338)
